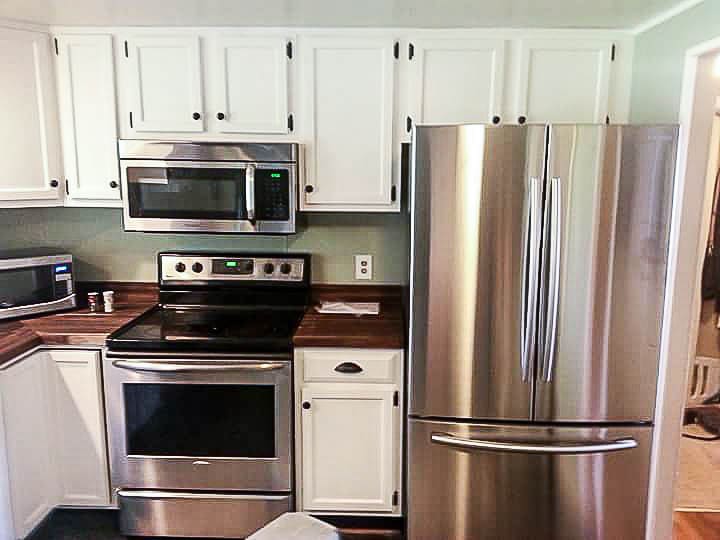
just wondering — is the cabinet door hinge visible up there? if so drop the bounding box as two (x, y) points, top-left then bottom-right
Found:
(287, 114), (294, 132)
(54, 38), (59, 56)
(611, 44), (616, 62)
(124, 40), (129, 58)
(605, 115), (610, 125)
(286, 41), (293, 59)
(393, 390), (399, 407)
(391, 185), (397, 203)
(65, 179), (69, 196)
(406, 116), (413, 133)
(408, 43), (415, 60)
(392, 490), (399, 506)
(393, 42), (399, 59)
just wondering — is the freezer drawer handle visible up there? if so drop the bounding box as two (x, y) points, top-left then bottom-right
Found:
(430, 433), (638, 455)
(111, 360), (287, 373)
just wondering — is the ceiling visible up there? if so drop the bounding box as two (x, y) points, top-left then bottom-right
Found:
(0, 0), (694, 29)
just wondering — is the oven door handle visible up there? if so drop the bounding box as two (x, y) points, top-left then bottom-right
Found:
(111, 360), (287, 373)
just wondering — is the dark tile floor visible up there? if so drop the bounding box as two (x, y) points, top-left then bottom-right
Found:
(27, 509), (403, 540)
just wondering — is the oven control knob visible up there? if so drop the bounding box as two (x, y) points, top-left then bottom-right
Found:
(192, 262), (204, 273)
(263, 263), (275, 275)
(280, 263), (292, 275)
(175, 262), (186, 273)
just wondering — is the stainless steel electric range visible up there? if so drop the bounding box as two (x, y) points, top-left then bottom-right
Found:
(104, 251), (311, 539)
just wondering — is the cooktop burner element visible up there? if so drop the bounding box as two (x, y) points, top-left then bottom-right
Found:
(106, 252), (311, 354)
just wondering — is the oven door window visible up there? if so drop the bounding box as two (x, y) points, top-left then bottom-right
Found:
(0, 266), (54, 309)
(126, 167), (248, 220)
(123, 383), (276, 458)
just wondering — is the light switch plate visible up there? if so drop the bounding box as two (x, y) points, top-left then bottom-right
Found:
(354, 254), (373, 280)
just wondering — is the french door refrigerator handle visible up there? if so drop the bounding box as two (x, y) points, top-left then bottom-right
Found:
(246, 164), (256, 224)
(540, 176), (562, 382)
(430, 433), (638, 455)
(111, 360), (287, 373)
(520, 176), (542, 382)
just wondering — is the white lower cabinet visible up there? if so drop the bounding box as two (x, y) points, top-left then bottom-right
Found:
(46, 350), (110, 507)
(0, 348), (110, 539)
(0, 351), (55, 539)
(295, 348), (403, 515)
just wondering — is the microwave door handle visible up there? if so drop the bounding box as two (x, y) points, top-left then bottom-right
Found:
(246, 164), (256, 225)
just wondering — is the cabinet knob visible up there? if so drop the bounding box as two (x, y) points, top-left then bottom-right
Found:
(192, 112), (201, 120)
(302, 402), (311, 410)
(518, 115), (527, 125)
(217, 112), (225, 120)
(109, 181), (119, 189)
(305, 185), (314, 194)
(492, 115), (501, 125)
(50, 179), (59, 188)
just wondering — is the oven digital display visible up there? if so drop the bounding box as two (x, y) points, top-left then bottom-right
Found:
(212, 259), (254, 275)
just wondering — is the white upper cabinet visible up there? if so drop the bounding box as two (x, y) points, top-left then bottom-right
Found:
(210, 36), (290, 134)
(55, 34), (121, 204)
(0, 28), (63, 206)
(299, 35), (398, 212)
(407, 38), (505, 128)
(124, 35), (204, 132)
(516, 38), (613, 124)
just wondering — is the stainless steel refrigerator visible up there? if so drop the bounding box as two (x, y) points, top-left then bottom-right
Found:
(407, 124), (678, 540)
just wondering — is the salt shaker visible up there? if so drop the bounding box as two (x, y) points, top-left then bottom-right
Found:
(103, 291), (115, 313)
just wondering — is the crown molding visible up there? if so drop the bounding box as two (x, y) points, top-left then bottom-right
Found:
(632, 0), (704, 35)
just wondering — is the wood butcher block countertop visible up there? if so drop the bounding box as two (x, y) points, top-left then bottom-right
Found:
(0, 282), (406, 368)
(0, 282), (157, 368)
(293, 284), (406, 349)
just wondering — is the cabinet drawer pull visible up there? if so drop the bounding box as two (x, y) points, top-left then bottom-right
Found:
(334, 362), (363, 374)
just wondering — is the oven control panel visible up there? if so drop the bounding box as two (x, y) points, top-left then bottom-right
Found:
(160, 254), (306, 283)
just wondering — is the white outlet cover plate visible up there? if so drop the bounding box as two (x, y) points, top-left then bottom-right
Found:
(354, 254), (373, 280)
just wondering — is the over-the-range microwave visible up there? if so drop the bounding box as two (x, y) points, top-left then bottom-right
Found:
(0, 249), (76, 321)
(119, 140), (300, 234)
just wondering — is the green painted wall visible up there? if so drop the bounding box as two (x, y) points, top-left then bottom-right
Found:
(0, 208), (410, 284)
(630, 1), (720, 123)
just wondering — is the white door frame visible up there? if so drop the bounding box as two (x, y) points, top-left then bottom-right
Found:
(647, 36), (720, 540)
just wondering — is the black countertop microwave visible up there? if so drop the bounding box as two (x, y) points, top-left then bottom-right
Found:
(0, 249), (76, 321)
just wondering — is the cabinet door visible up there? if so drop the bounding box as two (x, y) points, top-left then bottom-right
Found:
(301, 384), (397, 512)
(408, 38), (505, 126)
(0, 352), (54, 538)
(55, 34), (121, 204)
(125, 35), (204, 132)
(299, 36), (397, 211)
(211, 36), (289, 134)
(0, 28), (63, 205)
(47, 350), (110, 506)
(517, 39), (612, 123)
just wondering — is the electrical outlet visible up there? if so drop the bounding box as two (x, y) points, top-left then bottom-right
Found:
(354, 254), (373, 280)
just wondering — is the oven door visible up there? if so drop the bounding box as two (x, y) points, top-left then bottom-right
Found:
(120, 160), (296, 234)
(104, 353), (292, 493)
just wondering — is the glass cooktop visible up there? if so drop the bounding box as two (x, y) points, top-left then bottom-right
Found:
(106, 305), (305, 353)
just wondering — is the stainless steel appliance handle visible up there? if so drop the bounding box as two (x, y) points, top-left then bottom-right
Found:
(431, 433), (638, 455)
(117, 489), (291, 501)
(246, 164), (256, 223)
(111, 360), (287, 373)
(0, 293), (75, 314)
(541, 176), (562, 382)
(520, 176), (542, 383)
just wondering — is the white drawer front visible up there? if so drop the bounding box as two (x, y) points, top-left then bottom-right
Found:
(302, 348), (401, 383)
